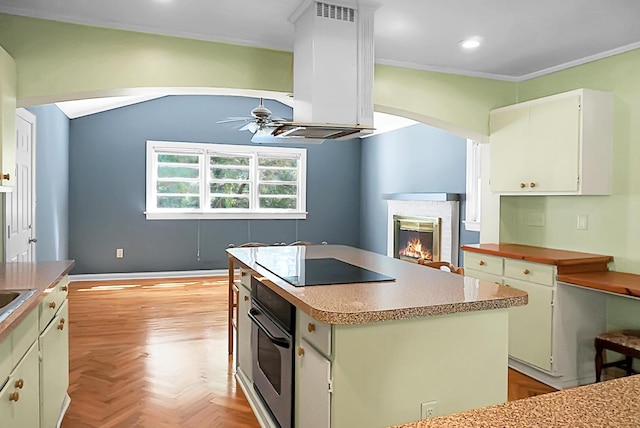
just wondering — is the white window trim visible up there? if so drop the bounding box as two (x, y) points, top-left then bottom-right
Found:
(464, 139), (481, 232)
(145, 140), (307, 220)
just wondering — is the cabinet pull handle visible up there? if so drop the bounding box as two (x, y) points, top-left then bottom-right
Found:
(520, 182), (526, 188)
(243, 295), (249, 301)
(307, 323), (316, 333)
(479, 260), (485, 266)
(1, 173), (10, 181)
(523, 269), (530, 275)
(529, 182), (536, 188)
(9, 391), (19, 402)
(61, 285), (68, 292)
(297, 346), (305, 356)
(15, 379), (24, 389)
(49, 301), (56, 309)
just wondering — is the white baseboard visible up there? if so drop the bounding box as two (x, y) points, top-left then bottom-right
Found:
(69, 269), (228, 282)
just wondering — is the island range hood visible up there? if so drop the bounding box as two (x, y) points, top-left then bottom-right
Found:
(257, 1), (377, 142)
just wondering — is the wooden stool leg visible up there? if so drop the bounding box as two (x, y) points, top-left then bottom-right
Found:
(625, 356), (634, 376)
(595, 341), (604, 382)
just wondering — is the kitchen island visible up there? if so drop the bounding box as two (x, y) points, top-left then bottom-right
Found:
(227, 245), (526, 428)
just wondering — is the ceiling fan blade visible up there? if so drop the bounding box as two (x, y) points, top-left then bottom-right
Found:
(217, 117), (252, 124)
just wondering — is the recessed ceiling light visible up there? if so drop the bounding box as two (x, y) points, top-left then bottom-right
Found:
(460, 37), (484, 50)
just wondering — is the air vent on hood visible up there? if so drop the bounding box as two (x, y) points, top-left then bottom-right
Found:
(316, 2), (355, 22)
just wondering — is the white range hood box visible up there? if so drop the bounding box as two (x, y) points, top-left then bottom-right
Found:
(288, 1), (376, 129)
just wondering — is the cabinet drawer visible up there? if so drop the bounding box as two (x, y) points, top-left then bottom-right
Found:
(464, 252), (503, 276)
(39, 276), (70, 332)
(299, 311), (332, 357)
(464, 269), (503, 286)
(504, 259), (554, 286)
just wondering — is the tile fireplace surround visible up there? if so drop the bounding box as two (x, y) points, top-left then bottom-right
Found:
(385, 193), (460, 266)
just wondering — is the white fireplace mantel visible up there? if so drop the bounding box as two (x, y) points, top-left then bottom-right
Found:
(385, 194), (460, 266)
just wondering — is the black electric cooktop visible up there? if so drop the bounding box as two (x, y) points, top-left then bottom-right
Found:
(256, 257), (395, 287)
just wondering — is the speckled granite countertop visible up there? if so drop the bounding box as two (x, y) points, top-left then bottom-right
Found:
(0, 261), (75, 340)
(227, 245), (526, 325)
(391, 375), (640, 427)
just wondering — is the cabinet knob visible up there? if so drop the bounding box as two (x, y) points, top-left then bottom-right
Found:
(49, 301), (56, 309)
(297, 346), (305, 356)
(520, 182), (526, 188)
(241, 271), (247, 277)
(1, 173), (10, 181)
(9, 391), (19, 402)
(14, 379), (24, 389)
(243, 295), (249, 301)
(479, 260), (485, 266)
(529, 182), (536, 188)
(60, 318), (65, 324)
(58, 321), (65, 330)
(523, 269), (530, 275)
(61, 285), (68, 292)
(307, 323), (316, 333)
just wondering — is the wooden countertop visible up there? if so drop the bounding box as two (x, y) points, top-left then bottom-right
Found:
(0, 261), (75, 340)
(558, 271), (640, 299)
(227, 245), (526, 325)
(462, 243), (613, 273)
(391, 374), (640, 428)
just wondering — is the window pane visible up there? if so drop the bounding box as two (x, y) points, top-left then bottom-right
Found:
(157, 154), (199, 164)
(211, 197), (250, 209)
(259, 169), (297, 181)
(211, 168), (250, 180)
(260, 197), (297, 209)
(157, 182), (200, 194)
(158, 165), (199, 179)
(210, 155), (250, 166)
(259, 184), (297, 195)
(259, 157), (297, 168)
(210, 183), (250, 195)
(157, 196), (200, 208)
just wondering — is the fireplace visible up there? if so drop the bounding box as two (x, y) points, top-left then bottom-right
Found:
(393, 215), (441, 263)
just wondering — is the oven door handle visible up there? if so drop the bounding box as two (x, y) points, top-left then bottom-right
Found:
(248, 308), (291, 349)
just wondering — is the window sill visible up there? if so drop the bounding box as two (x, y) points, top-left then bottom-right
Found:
(145, 211), (308, 220)
(463, 220), (481, 232)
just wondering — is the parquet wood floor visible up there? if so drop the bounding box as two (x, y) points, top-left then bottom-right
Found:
(61, 275), (561, 427)
(62, 276), (260, 428)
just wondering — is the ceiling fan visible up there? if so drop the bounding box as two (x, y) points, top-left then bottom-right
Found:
(217, 98), (288, 134)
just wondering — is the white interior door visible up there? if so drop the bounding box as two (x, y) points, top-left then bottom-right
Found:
(5, 108), (36, 262)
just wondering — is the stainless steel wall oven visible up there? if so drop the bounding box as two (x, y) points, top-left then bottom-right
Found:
(250, 276), (295, 428)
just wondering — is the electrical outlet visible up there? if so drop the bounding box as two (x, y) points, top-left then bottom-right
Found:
(525, 212), (545, 227)
(116, 248), (124, 258)
(420, 401), (437, 419)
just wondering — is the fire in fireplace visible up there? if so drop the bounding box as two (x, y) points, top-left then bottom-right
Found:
(393, 215), (441, 263)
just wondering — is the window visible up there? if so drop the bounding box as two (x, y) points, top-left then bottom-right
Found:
(464, 139), (481, 232)
(146, 141), (307, 219)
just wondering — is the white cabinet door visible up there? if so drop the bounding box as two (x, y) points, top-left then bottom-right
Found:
(236, 284), (252, 381)
(0, 342), (40, 428)
(39, 300), (69, 428)
(489, 106), (530, 192)
(0, 45), (17, 187)
(298, 338), (331, 428)
(506, 278), (553, 371)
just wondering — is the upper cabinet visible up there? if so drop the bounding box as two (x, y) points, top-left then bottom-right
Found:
(0, 45), (17, 188)
(489, 89), (613, 195)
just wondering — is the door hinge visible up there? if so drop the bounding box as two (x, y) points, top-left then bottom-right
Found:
(549, 355), (554, 364)
(6, 225), (9, 239)
(328, 379), (333, 394)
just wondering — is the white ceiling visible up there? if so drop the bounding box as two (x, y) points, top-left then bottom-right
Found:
(1, 0), (639, 81)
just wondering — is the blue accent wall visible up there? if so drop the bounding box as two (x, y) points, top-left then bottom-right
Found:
(359, 124), (479, 262)
(68, 96), (361, 274)
(26, 104), (70, 261)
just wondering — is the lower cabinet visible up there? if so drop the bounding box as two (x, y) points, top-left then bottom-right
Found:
(39, 300), (69, 428)
(297, 338), (331, 428)
(507, 279), (553, 371)
(0, 342), (40, 428)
